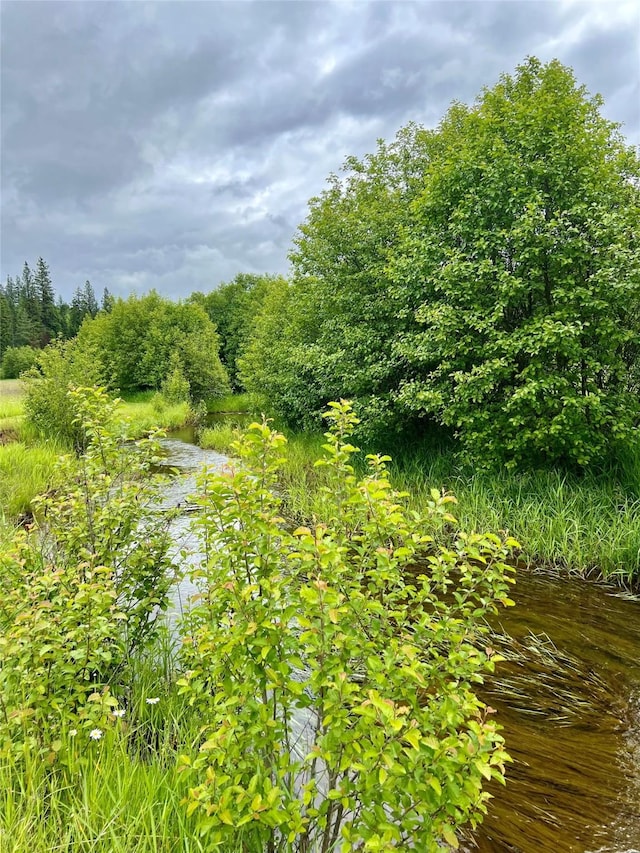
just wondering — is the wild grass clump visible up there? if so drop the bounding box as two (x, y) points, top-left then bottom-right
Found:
(198, 422), (244, 453)
(0, 379), (25, 440)
(241, 423), (640, 584)
(206, 392), (258, 414)
(0, 441), (62, 521)
(0, 381), (24, 419)
(117, 390), (192, 437)
(0, 648), (205, 853)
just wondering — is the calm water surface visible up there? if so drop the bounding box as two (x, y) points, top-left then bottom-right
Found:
(161, 430), (640, 853)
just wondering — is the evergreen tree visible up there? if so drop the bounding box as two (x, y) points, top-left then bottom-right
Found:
(34, 256), (57, 342)
(0, 290), (14, 360)
(101, 287), (115, 313)
(69, 281), (98, 336)
(83, 280), (98, 317)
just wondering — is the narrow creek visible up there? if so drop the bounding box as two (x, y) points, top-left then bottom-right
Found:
(159, 428), (640, 853)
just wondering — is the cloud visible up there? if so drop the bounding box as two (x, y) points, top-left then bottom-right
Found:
(1, 0), (638, 301)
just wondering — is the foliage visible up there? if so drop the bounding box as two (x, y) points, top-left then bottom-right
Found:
(78, 292), (230, 400)
(0, 441), (62, 522)
(193, 273), (287, 390)
(1, 345), (38, 379)
(22, 337), (106, 447)
(236, 58), (640, 468)
(0, 258), (97, 354)
(394, 57), (640, 468)
(0, 388), (178, 761)
(179, 400), (516, 851)
(0, 640), (206, 853)
(239, 126), (431, 436)
(161, 352), (191, 404)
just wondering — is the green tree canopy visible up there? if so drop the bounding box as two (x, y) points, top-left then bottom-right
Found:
(242, 57), (640, 468)
(77, 292), (229, 400)
(241, 124), (432, 436)
(394, 57), (640, 467)
(194, 272), (287, 390)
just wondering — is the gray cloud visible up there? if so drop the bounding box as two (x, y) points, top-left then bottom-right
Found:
(1, 0), (638, 301)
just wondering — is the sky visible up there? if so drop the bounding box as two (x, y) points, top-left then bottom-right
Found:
(1, 1), (639, 302)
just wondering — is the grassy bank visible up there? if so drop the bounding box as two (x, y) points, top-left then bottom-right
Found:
(206, 392), (257, 414)
(198, 396), (640, 584)
(117, 390), (193, 437)
(0, 379), (25, 438)
(391, 446), (640, 584)
(0, 644), (208, 853)
(0, 381), (195, 525)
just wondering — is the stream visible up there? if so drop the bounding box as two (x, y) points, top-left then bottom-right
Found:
(159, 428), (640, 853)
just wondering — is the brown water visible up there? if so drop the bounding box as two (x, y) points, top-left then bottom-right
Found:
(163, 430), (640, 853)
(469, 569), (640, 853)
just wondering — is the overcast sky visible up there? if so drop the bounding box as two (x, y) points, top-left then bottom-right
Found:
(1, 1), (639, 302)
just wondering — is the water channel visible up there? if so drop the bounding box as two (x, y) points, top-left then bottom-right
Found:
(160, 428), (640, 853)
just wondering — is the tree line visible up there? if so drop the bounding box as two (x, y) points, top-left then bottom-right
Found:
(5, 58), (639, 470)
(216, 58), (640, 470)
(0, 258), (113, 374)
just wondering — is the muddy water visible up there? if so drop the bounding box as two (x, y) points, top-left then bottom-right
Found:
(161, 431), (640, 853)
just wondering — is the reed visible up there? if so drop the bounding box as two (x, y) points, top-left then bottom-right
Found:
(198, 422), (244, 453)
(391, 447), (640, 583)
(0, 441), (63, 521)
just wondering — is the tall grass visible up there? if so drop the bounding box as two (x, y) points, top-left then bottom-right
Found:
(0, 644), (215, 853)
(0, 388), (193, 523)
(391, 449), (640, 584)
(205, 392), (259, 414)
(117, 391), (192, 437)
(197, 418), (640, 583)
(0, 441), (63, 521)
(0, 379), (25, 436)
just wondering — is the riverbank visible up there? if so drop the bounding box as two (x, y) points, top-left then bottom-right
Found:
(199, 398), (640, 585)
(0, 380), (196, 525)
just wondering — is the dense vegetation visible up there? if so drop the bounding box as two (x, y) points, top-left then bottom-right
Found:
(0, 392), (514, 851)
(1, 54), (639, 850)
(234, 59), (640, 470)
(0, 259), (107, 370)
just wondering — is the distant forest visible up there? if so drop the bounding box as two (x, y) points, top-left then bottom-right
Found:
(0, 258), (112, 358)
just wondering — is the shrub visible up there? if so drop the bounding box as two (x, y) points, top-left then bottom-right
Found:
(178, 401), (516, 851)
(1, 345), (38, 379)
(0, 387), (178, 762)
(161, 353), (191, 404)
(22, 338), (106, 448)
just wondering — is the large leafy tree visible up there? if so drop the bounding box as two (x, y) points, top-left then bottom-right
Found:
(77, 293), (229, 400)
(396, 58), (640, 467)
(193, 273), (285, 389)
(246, 124), (433, 434)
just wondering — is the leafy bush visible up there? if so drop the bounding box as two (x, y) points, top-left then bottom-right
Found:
(0, 388), (177, 761)
(239, 58), (640, 469)
(396, 58), (640, 468)
(22, 338), (106, 447)
(77, 293), (230, 401)
(0, 345), (38, 379)
(179, 401), (516, 851)
(161, 352), (191, 404)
